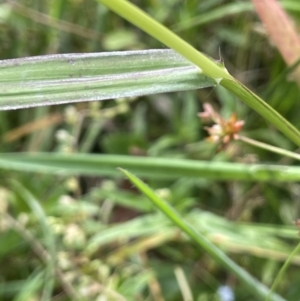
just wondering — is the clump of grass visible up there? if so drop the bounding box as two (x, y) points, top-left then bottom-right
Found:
(1, 0), (300, 300)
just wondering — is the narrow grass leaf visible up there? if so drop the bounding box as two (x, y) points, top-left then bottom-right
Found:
(267, 242), (300, 301)
(0, 49), (215, 110)
(97, 0), (300, 147)
(119, 168), (285, 301)
(1, 153), (300, 182)
(97, 0), (231, 81)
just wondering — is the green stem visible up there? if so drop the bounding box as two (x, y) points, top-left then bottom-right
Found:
(97, 0), (300, 147)
(237, 135), (300, 161)
(267, 241), (300, 301)
(119, 168), (286, 301)
(97, 0), (232, 81)
(220, 79), (300, 147)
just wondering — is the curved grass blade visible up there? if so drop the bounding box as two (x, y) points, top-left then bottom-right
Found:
(1, 153), (300, 182)
(97, 0), (300, 147)
(119, 168), (286, 301)
(0, 49), (215, 110)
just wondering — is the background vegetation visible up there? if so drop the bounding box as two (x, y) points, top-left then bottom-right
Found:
(1, 0), (300, 300)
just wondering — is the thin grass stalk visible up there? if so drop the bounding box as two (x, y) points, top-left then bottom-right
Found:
(267, 242), (300, 301)
(237, 135), (300, 161)
(119, 168), (285, 301)
(97, 0), (300, 147)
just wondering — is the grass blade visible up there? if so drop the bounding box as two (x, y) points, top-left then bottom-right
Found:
(97, 0), (300, 147)
(119, 168), (285, 301)
(0, 49), (215, 110)
(97, 0), (231, 81)
(267, 242), (300, 301)
(1, 153), (300, 182)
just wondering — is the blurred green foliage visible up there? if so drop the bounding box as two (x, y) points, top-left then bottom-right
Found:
(1, 0), (300, 300)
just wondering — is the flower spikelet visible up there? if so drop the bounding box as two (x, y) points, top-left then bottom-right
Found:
(198, 103), (244, 148)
